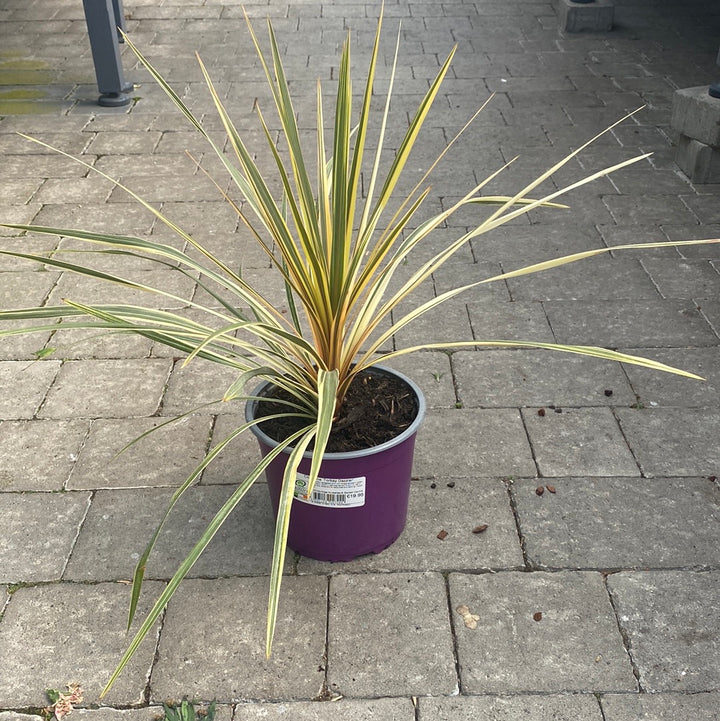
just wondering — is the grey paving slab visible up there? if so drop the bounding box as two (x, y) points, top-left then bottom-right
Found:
(471, 223), (604, 265)
(161, 359), (246, 416)
(701, 299), (720, 336)
(601, 692), (720, 721)
(616, 408), (720, 477)
(64, 484), (278, 582)
(200, 412), (265, 485)
(299, 478), (524, 574)
(0, 419), (88, 491)
(32, 177), (114, 205)
(515, 476), (720, 570)
(523, 407), (640, 477)
(66, 415), (212, 490)
(640, 257), (720, 299)
(31, 203), (157, 236)
(454, 349), (635, 408)
(0, 360), (61, 419)
(620, 347), (720, 407)
(599, 224), (683, 258)
(0, 491), (89, 582)
(663, 224), (720, 259)
(607, 571), (720, 692)
(38, 359), (172, 418)
(152, 201), (239, 237)
(46, 268), (197, 310)
(449, 571), (637, 694)
(234, 698), (415, 721)
(327, 572), (457, 698)
(432, 261), (512, 299)
(414, 408), (536, 478)
(466, 298), (556, 343)
(151, 576), (327, 701)
(380, 352), (456, 409)
(545, 299), (719, 347)
(66, 709), (233, 721)
(0, 270), (59, 309)
(0, 234), (61, 271)
(392, 298), (475, 348)
(45, 326), (154, 360)
(507, 257), (659, 302)
(417, 694), (604, 721)
(0, 581), (164, 706)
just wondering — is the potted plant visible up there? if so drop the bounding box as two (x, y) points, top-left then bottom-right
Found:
(0, 12), (717, 696)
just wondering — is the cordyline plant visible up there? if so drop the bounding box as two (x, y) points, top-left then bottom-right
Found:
(0, 11), (717, 696)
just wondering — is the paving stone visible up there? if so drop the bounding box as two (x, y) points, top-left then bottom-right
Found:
(46, 268), (197, 310)
(151, 576), (327, 701)
(545, 299), (719, 347)
(0, 360), (61, 419)
(86, 131), (162, 156)
(199, 413), (265, 485)
(418, 694), (604, 721)
(432, 261), (511, 299)
(0, 490), (89, 582)
(46, 326), (155, 360)
(607, 571), (720, 692)
(380, 352), (456, 409)
(449, 571), (637, 693)
(38, 359), (172, 418)
(64, 484), (278, 582)
(68, 709), (232, 721)
(299, 478), (523, 574)
(327, 572), (457, 697)
(601, 692), (720, 721)
(414, 408), (536, 478)
(700, 298), (720, 336)
(0, 269), (59, 308)
(32, 203), (156, 236)
(515, 476), (720, 570)
(454, 349), (634, 407)
(616, 408), (720, 476)
(620, 347), (720, 407)
(507, 256), (659, 301)
(162, 359), (247, 416)
(523, 407), (639, 477)
(32, 177), (115, 205)
(392, 298), (475, 348)
(235, 698), (415, 721)
(663, 224), (720, 259)
(67, 415), (212, 490)
(599, 227), (687, 260)
(152, 201), (239, 237)
(0, 419), (88, 491)
(0, 581), (164, 707)
(472, 223), (604, 264)
(466, 298), (556, 343)
(640, 257), (720, 299)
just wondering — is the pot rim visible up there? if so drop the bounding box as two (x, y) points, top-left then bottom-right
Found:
(245, 364), (426, 461)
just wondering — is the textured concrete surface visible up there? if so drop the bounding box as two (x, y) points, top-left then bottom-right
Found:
(1, 0), (719, 717)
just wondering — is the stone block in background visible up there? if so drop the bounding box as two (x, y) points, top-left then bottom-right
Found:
(558, 0), (614, 32)
(672, 86), (720, 182)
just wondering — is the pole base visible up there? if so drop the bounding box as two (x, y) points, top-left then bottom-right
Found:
(98, 91), (132, 107)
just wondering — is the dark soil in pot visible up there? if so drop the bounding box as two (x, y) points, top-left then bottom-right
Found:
(255, 366), (419, 453)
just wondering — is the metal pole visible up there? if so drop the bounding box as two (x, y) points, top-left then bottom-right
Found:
(81, 0), (133, 107)
(710, 47), (720, 99)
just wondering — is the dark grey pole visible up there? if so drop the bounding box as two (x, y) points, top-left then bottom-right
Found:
(710, 47), (720, 99)
(81, 0), (133, 107)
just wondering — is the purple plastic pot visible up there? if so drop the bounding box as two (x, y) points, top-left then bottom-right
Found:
(245, 365), (426, 562)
